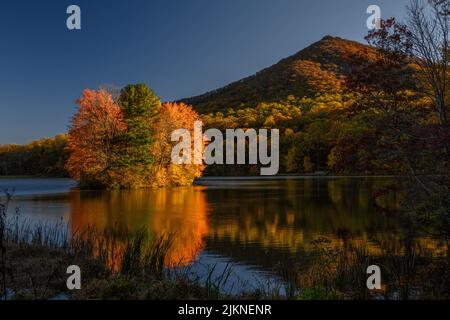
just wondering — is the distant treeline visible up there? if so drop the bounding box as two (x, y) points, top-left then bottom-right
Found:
(0, 134), (68, 176)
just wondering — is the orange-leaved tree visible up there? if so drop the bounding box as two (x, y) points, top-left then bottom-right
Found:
(151, 102), (205, 187)
(67, 89), (126, 188)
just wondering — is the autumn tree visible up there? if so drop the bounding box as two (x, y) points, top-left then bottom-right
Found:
(67, 87), (206, 188)
(150, 102), (205, 187)
(344, 0), (450, 239)
(67, 89), (126, 188)
(404, 0), (450, 239)
(407, 0), (449, 131)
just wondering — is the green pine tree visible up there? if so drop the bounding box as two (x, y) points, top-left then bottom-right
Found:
(118, 84), (161, 173)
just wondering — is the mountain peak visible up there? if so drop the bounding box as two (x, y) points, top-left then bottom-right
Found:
(181, 36), (375, 113)
(320, 35), (335, 41)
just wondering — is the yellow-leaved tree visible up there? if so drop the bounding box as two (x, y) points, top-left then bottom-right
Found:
(150, 102), (205, 187)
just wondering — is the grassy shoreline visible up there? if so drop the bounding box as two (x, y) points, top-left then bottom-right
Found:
(1, 219), (449, 300)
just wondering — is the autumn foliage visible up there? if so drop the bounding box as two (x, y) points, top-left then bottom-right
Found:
(67, 86), (205, 189)
(67, 89), (126, 188)
(0, 134), (68, 176)
(150, 102), (205, 187)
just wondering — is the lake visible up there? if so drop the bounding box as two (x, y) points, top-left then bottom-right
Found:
(0, 176), (443, 294)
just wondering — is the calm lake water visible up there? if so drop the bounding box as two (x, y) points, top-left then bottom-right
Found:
(0, 177), (443, 293)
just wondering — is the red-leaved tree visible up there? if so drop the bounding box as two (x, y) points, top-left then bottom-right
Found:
(67, 89), (126, 188)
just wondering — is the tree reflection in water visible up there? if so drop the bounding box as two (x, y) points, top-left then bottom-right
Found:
(70, 187), (209, 267)
(68, 178), (446, 273)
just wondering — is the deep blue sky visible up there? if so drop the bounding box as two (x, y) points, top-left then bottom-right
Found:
(1, 0), (410, 144)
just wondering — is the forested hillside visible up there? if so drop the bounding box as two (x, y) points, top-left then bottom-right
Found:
(0, 36), (435, 177)
(181, 36), (378, 112)
(182, 36), (426, 175)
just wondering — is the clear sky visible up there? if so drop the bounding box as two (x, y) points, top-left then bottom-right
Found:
(0, 0), (411, 144)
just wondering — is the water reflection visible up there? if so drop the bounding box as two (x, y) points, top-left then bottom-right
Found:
(200, 178), (408, 269)
(69, 187), (209, 266)
(8, 177), (447, 277)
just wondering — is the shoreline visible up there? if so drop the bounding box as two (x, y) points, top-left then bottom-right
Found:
(0, 174), (399, 180)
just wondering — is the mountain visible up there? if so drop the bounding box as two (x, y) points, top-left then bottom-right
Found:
(180, 36), (378, 113)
